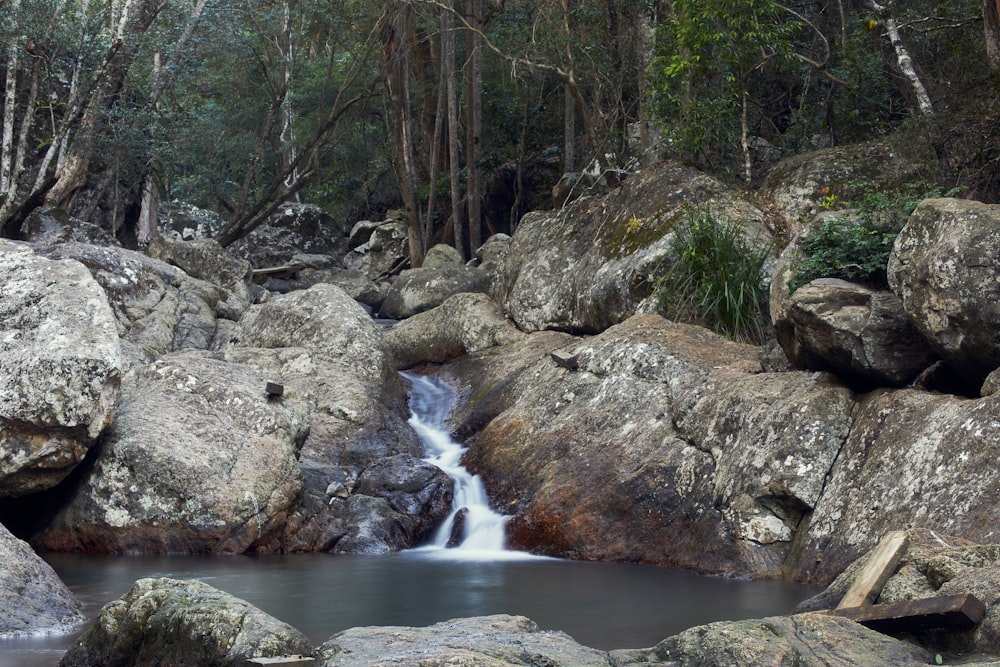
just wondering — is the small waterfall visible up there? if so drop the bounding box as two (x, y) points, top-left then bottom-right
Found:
(402, 372), (518, 558)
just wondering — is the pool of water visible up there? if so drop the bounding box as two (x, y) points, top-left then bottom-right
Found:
(0, 551), (819, 666)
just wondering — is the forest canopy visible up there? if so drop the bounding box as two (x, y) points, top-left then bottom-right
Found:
(0, 0), (996, 263)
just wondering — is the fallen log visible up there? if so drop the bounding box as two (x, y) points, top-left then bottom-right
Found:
(827, 593), (986, 634)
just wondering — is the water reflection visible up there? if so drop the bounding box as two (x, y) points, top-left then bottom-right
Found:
(0, 551), (819, 666)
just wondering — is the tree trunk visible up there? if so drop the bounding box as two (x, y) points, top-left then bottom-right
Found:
(137, 172), (159, 245)
(444, 1), (464, 259)
(866, 0), (934, 116)
(48, 0), (166, 209)
(465, 0), (482, 253)
(1, 0), (23, 205)
(986, 0), (1000, 72)
(384, 2), (424, 267)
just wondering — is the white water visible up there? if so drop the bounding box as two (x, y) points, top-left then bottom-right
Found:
(402, 372), (531, 560)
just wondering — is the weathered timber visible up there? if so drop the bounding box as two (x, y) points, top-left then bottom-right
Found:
(838, 530), (909, 608)
(252, 266), (300, 283)
(265, 382), (284, 397)
(827, 593), (986, 634)
(244, 657), (315, 666)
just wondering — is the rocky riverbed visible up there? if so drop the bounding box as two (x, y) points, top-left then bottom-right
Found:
(4, 140), (1000, 664)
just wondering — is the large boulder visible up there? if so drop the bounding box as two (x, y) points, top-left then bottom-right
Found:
(146, 235), (252, 305)
(60, 577), (311, 667)
(448, 314), (854, 578)
(380, 265), (491, 320)
(778, 278), (936, 386)
(385, 292), (525, 369)
(763, 137), (939, 231)
(493, 160), (770, 334)
(314, 614), (610, 667)
(39, 242), (231, 367)
(343, 218), (409, 279)
(609, 613), (930, 666)
(159, 201), (224, 240)
(219, 284), (434, 554)
(21, 205), (116, 247)
(790, 388), (1000, 584)
(351, 454), (453, 541)
(32, 351), (310, 554)
(230, 203), (349, 269)
(888, 198), (1000, 384)
(0, 522), (84, 637)
(0, 240), (122, 497)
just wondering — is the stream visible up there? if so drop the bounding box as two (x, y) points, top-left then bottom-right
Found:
(0, 372), (819, 666)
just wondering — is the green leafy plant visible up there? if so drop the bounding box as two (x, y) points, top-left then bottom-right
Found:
(655, 205), (772, 344)
(789, 182), (954, 292)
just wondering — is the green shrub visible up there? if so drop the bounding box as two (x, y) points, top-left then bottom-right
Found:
(655, 205), (772, 344)
(789, 183), (952, 292)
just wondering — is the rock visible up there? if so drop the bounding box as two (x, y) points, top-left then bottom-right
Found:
(295, 267), (388, 310)
(146, 235), (252, 305)
(778, 278), (936, 386)
(380, 266), (492, 320)
(352, 454), (454, 541)
(0, 522), (83, 637)
(223, 283), (392, 394)
(314, 614), (611, 667)
(40, 242), (227, 367)
(159, 201), (224, 240)
(60, 577), (311, 667)
(446, 507), (469, 547)
(422, 243), (464, 268)
(552, 171), (607, 207)
(494, 160), (770, 334)
(762, 137), (939, 232)
(385, 292), (525, 369)
(790, 388), (1000, 584)
(888, 198), (1000, 385)
(983, 368), (1000, 397)
(219, 284), (429, 554)
(21, 205), (116, 247)
(450, 314), (848, 577)
(671, 368), (855, 573)
(343, 219), (408, 279)
(32, 351), (310, 554)
(474, 233), (511, 269)
(347, 219), (382, 250)
(0, 240), (123, 497)
(608, 613), (930, 666)
(230, 203), (349, 269)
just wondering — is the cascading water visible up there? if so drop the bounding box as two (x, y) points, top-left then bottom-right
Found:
(401, 372), (519, 558)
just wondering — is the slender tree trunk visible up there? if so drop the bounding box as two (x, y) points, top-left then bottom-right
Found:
(279, 0), (299, 199)
(425, 13), (448, 250)
(443, 1), (464, 259)
(137, 173), (158, 245)
(1, 0), (22, 204)
(866, 0), (934, 116)
(465, 0), (482, 252)
(48, 0), (167, 209)
(384, 2), (424, 267)
(561, 0), (575, 173)
(985, 0), (1000, 72)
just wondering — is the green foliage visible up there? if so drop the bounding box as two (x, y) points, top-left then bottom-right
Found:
(648, 0), (799, 172)
(655, 205), (772, 344)
(789, 183), (953, 292)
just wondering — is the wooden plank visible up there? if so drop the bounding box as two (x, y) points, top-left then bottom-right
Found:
(837, 530), (909, 609)
(550, 349), (579, 371)
(828, 593), (986, 634)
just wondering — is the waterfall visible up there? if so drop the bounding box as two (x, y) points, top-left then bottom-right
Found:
(402, 372), (526, 559)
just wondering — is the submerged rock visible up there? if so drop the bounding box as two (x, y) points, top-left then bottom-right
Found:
(60, 577), (311, 667)
(0, 240), (122, 497)
(314, 614), (610, 667)
(0, 522), (83, 637)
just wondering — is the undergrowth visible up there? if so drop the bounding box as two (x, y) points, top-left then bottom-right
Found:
(654, 204), (772, 344)
(789, 182), (957, 292)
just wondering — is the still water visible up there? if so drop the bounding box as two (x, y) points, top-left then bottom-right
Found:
(1, 551), (817, 666)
